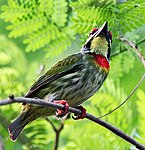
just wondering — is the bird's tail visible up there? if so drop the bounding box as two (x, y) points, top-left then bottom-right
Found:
(8, 109), (38, 141)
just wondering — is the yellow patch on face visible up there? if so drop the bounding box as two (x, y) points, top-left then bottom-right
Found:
(90, 36), (108, 54)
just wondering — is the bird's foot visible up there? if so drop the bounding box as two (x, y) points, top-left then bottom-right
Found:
(53, 100), (69, 117)
(72, 106), (86, 120)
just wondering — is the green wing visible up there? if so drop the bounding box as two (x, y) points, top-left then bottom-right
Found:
(25, 53), (83, 97)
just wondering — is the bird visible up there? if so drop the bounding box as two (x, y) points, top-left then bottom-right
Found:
(8, 21), (112, 141)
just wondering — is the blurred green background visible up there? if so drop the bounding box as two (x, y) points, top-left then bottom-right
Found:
(0, 0), (145, 149)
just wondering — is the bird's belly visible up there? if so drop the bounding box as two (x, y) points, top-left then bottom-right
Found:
(43, 67), (108, 107)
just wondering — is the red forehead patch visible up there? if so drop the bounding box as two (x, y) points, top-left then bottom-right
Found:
(91, 28), (98, 35)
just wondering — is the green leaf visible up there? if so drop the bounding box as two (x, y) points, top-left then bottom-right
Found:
(45, 33), (72, 58)
(7, 13), (47, 37)
(51, 0), (68, 27)
(24, 24), (60, 51)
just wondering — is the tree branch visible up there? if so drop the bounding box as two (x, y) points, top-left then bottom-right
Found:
(0, 97), (145, 150)
(54, 123), (63, 150)
(45, 118), (57, 133)
(46, 116), (67, 150)
(119, 36), (145, 67)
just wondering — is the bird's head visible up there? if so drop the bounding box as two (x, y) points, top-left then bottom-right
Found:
(81, 22), (112, 60)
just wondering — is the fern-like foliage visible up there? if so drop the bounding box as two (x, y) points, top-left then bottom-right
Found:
(0, 35), (26, 97)
(71, 0), (145, 36)
(1, 0), (145, 56)
(7, 12), (47, 38)
(45, 30), (73, 57)
(52, 0), (68, 27)
(23, 119), (51, 149)
(1, 0), (70, 54)
(23, 24), (60, 51)
(70, 0), (115, 33)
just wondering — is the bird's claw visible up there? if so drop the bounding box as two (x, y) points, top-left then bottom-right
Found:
(53, 100), (69, 117)
(72, 106), (86, 120)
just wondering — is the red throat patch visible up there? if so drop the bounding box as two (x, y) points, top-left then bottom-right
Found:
(91, 53), (110, 70)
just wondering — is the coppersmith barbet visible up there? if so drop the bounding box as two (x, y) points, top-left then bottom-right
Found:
(8, 21), (112, 141)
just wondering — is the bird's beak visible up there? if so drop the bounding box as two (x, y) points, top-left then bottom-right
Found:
(86, 21), (108, 44)
(81, 21), (109, 52)
(94, 21), (108, 38)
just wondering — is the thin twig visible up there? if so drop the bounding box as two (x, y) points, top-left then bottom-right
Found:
(98, 73), (145, 118)
(45, 118), (63, 150)
(111, 49), (127, 58)
(45, 115), (68, 150)
(120, 37), (145, 67)
(45, 118), (57, 132)
(137, 39), (145, 45)
(54, 123), (63, 150)
(0, 97), (145, 150)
